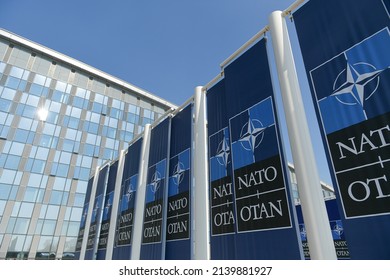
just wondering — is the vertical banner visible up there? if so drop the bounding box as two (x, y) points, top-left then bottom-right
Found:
(206, 39), (302, 259)
(96, 160), (118, 260)
(165, 105), (192, 260)
(294, 0), (390, 259)
(84, 165), (109, 260)
(207, 80), (237, 258)
(74, 176), (94, 260)
(296, 199), (350, 259)
(140, 118), (171, 260)
(112, 138), (143, 259)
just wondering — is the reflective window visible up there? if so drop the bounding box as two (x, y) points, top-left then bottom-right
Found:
(0, 98), (12, 112)
(35, 219), (43, 234)
(9, 142), (24, 155)
(73, 193), (85, 207)
(29, 83), (49, 97)
(37, 236), (52, 252)
(23, 187), (39, 202)
(46, 205), (59, 220)
(19, 202), (35, 218)
(64, 207), (71, 221)
(49, 191), (63, 205)
(41, 220), (56, 235)
(119, 131), (133, 143)
(128, 104), (140, 114)
(45, 111), (59, 124)
(76, 180), (88, 194)
(0, 200), (6, 216)
(70, 207), (82, 221)
(1, 87), (16, 100)
(8, 235), (26, 251)
(18, 117), (33, 130)
(109, 107), (122, 119)
(62, 192), (69, 205)
(52, 90), (69, 103)
(127, 112), (139, 124)
(48, 101), (61, 113)
(81, 156), (92, 168)
(83, 144), (95, 157)
(52, 177), (66, 191)
(51, 163), (69, 177)
(5, 76), (25, 90)
(63, 116), (80, 129)
(0, 184), (12, 199)
(22, 235), (33, 252)
(6, 217), (16, 233)
(11, 202), (21, 216)
(102, 126), (116, 138)
(61, 221), (69, 235)
(0, 125), (9, 139)
(73, 167), (90, 180)
(67, 222), (79, 236)
(103, 148), (114, 160)
(35, 147), (50, 160)
(64, 237), (76, 252)
(13, 218), (30, 234)
(33, 74), (47, 85)
(62, 139), (77, 153)
(27, 173), (48, 189)
(39, 134), (58, 148)
(4, 155), (21, 170)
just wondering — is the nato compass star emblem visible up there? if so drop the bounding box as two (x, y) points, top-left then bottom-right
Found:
(239, 118), (265, 153)
(104, 198), (112, 216)
(81, 208), (88, 225)
(216, 137), (230, 168)
(331, 61), (388, 119)
(300, 225), (307, 240)
(92, 201), (99, 221)
(172, 162), (185, 186)
(332, 222), (344, 239)
(125, 183), (135, 202)
(150, 171), (161, 200)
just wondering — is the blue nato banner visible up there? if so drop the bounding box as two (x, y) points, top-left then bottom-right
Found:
(207, 39), (302, 259)
(165, 105), (192, 260)
(84, 165), (109, 260)
(96, 160), (118, 260)
(294, 0), (390, 259)
(75, 176), (94, 259)
(112, 137), (142, 260)
(296, 199), (350, 259)
(140, 118), (171, 260)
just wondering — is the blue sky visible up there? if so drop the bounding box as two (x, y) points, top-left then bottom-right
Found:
(0, 0), (332, 183)
(0, 0), (297, 105)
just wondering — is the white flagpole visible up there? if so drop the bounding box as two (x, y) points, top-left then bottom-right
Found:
(105, 149), (126, 260)
(269, 10), (337, 259)
(79, 167), (100, 260)
(131, 124), (152, 260)
(192, 86), (211, 260)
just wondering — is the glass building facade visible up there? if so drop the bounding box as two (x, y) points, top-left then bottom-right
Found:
(287, 163), (335, 205)
(0, 29), (175, 259)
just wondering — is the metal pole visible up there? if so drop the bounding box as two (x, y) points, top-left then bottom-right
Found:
(191, 86), (210, 260)
(79, 167), (100, 260)
(268, 10), (337, 260)
(105, 149), (126, 260)
(161, 117), (172, 260)
(130, 124), (152, 260)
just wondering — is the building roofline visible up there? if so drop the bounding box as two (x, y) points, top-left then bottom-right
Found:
(0, 28), (177, 109)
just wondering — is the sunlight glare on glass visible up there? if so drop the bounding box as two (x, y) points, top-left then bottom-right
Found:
(37, 108), (48, 121)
